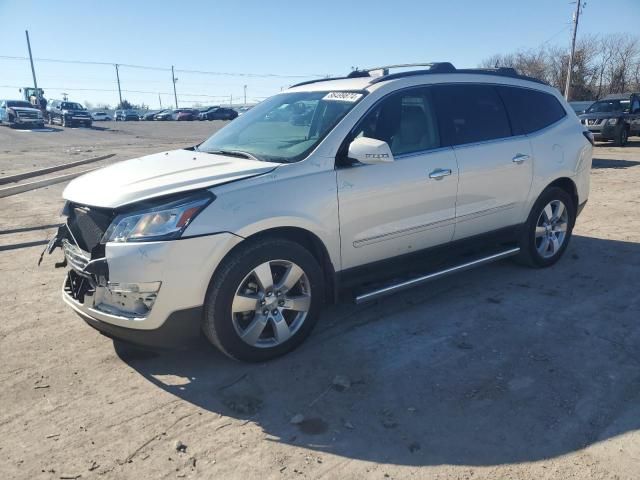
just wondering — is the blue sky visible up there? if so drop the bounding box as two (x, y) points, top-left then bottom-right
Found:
(1, 0), (638, 108)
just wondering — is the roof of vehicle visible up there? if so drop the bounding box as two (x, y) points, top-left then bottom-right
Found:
(288, 62), (548, 93)
(602, 93), (638, 100)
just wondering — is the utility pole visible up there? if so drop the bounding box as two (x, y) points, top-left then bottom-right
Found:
(243, 85), (247, 106)
(564, 1), (582, 100)
(114, 64), (123, 107)
(25, 30), (40, 107)
(158, 93), (162, 109)
(171, 65), (179, 109)
(230, 94), (233, 107)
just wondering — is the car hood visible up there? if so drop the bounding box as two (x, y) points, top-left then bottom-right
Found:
(12, 106), (41, 114)
(63, 149), (279, 208)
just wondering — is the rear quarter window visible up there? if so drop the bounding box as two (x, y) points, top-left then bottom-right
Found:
(498, 86), (567, 135)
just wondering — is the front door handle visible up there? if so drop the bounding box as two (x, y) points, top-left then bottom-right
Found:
(428, 168), (452, 180)
(512, 153), (530, 164)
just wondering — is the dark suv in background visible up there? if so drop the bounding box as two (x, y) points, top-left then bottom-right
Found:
(47, 100), (93, 127)
(579, 93), (640, 146)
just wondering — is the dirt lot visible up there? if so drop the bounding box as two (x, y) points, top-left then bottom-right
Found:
(1, 122), (639, 480)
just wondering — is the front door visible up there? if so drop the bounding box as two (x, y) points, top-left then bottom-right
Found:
(337, 87), (459, 270)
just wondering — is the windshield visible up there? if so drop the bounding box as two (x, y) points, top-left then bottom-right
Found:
(198, 90), (365, 163)
(62, 102), (84, 110)
(7, 101), (33, 108)
(586, 100), (630, 114)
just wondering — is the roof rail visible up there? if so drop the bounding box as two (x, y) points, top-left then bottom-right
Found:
(290, 63), (547, 89)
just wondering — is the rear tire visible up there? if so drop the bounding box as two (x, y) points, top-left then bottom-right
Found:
(202, 237), (324, 362)
(516, 187), (575, 268)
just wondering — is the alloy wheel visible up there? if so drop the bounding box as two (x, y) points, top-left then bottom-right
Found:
(535, 200), (569, 259)
(231, 260), (311, 348)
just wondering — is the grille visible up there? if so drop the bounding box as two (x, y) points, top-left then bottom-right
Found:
(18, 111), (39, 120)
(67, 204), (115, 253)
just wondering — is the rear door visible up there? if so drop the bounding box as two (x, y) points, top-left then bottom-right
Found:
(433, 84), (533, 240)
(337, 86), (459, 269)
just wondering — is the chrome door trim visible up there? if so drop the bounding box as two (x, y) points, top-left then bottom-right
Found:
(353, 217), (456, 248)
(455, 202), (516, 223)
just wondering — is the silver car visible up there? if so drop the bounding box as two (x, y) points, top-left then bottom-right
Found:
(49, 63), (593, 361)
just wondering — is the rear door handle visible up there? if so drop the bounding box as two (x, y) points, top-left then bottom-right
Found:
(428, 168), (452, 180)
(512, 153), (530, 164)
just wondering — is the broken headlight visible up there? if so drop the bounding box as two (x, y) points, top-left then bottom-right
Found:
(102, 191), (214, 243)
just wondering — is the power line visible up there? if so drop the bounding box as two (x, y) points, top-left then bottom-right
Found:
(0, 85), (235, 98)
(0, 55), (329, 78)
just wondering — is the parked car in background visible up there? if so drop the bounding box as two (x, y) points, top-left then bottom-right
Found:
(201, 107), (238, 121)
(578, 93), (640, 146)
(155, 110), (174, 121)
(197, 106), (220, 120)
(114, 110), (140, 121)
(92, 111), (112, 121)
(47, 100), (92, 127)
(0, 99), (45, 128)
(174, 108), (200, 121)
(569, 101), (594, 115)
(50, 63), (592, 361)
(141, 110), (163, 120)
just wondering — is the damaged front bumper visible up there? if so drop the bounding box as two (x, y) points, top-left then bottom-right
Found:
(48, 223), (243, 347)
(50, 226), (161, 321)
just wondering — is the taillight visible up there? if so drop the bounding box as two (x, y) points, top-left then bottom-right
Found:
(582, 130), (594, 146)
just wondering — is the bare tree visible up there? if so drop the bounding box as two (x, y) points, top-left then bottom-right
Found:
(480, 33), (640, 100)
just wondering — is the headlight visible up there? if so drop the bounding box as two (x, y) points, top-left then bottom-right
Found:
(102, 191), (214, 243)
(607, 118), (618, 125)
(62, 109), (70, 115)
(7, 108), (15, 116)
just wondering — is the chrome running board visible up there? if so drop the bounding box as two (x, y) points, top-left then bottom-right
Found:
(354, 247), (520, 304)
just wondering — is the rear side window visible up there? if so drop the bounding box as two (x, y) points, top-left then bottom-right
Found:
(498, 86), (566, 135)
(433, 84), (512, 146)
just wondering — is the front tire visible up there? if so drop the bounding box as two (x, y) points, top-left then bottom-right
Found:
(516, 187), (575, 268)
(203, 238), (324, 362)
(614, 126), (628, 147)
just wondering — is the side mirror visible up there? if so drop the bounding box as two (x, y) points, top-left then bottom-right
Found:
(348, 137), (394, 165)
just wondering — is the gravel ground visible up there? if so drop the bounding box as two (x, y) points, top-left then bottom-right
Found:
(1, 122), (639, 480)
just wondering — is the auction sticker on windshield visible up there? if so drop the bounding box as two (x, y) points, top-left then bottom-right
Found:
(323, 92), (363, 102)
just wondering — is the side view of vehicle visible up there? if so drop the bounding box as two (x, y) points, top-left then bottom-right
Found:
(174, 108), (199, 121)
(114, 110), (140, 121)
(0, 99), (45, 128)
(200, 107), (238, 121)
(49, 62), (593, 362)
(92, 111), (112, 121)
(47, 100), (93, 127)
(579, 93), (640, 146)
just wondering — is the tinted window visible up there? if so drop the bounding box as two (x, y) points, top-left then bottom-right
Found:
(498, 86), (567, 134)
(434, 84), (512, 145)
(353, 87), (440, 155)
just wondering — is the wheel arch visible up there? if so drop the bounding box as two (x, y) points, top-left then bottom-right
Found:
(214, 226), (338, 305)
(546, 177), (579, 211)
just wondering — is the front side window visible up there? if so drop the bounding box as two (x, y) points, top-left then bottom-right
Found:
(433, 84), (512, 146)
(498, 86), (567, 134)
(352, 87), (440, 155)
(199, 91), (364, 163)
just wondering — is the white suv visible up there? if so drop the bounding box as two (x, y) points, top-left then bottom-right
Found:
(49, 63), (593, 361)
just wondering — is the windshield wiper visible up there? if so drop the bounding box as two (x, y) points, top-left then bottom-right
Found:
(204, 149), (260, 161)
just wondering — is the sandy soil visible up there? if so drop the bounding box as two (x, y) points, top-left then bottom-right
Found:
(1, 122), (639, 480)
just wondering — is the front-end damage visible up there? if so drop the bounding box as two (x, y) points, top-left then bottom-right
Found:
(48, 204), (161, 321)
